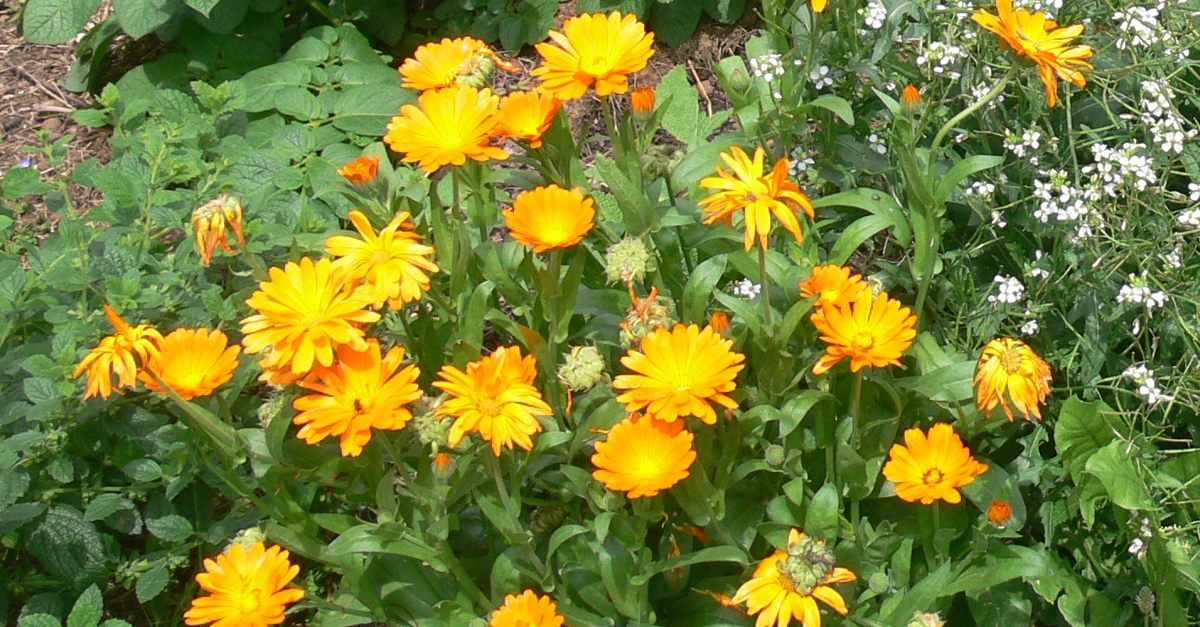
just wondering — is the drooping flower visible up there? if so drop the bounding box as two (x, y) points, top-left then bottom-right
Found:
(883, 423), (989, 505)
(183, 541), (305, 627)
(325, 210), (440, 309)
(338, 155), (379, 185)
(433, 346), (553, 455)
(399, 36), (515, 91)
(496, 90), (561, 149)
(384, 85), (509, 173)
(192, 194), (246, 267)
(613, 323), (745, 425)
(532, 11), (656, 99)
(631, 86), (656, 119)
(699, 146), (815, 251)
(489, 590), (564, 627)
(74, 304), (164, 400)
(292, 340), (422, 457)
(141, 328), (241, 401)
(592, 413), (696, 498)
(810, 290), (917, 375)
(241, 257), (380, 377)
(504, 185), (595, 252)
(973, 337), (1052, 421)
(732, 529), (857, 627)
(972, 0), (1093, 107)
(799, 265), (872, 308)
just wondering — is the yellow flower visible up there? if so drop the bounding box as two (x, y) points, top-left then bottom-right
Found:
(613, 323), (746, 425)
(338, 155), (379, 185)
(325, 209), (440, 309)
(399, 36), (515, 91)
(292, 339), (422, 457)
(141, 328), (241, 401)
(810, 0), (827, 12)
(732, 529), (857, 627)
(489, 590), (564, 627)
(433, 346), (553, 456)
(504, 185), (596, 252)
(592, 412), (696, 498)
(384, 85), (509, 173)
(972, 0), (1093, 107)
(810, 290), (917, 375)
(183, 541), (305, 627)
(532, 11), (656, 99)
(192, 195), (246, 267)
(631, 85), (656, 119)
(496, 90), (562, 149)
(882, 423), (989, 505)
(241, 257), (380, 377)
(974, 337), (1052, 421)
(74, 304), (164, 400)
(798, 265), (872, 309)
(699, 146), (815, 251)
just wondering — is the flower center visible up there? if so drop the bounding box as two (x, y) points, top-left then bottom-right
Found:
(999, 347), (1024, 374)
(371, 249), (391, 264)
(230, 588), (262, 615)
(477, 398), (504, 418)
(922, 468), (945, 485)
(850, 331), (875, 353)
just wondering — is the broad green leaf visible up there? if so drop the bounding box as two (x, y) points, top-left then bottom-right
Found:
(83, 493), (131, 522)
(594, 155), (656, 234)
(804, 482), (840, 541)
(27, 506), (106, 587)
(807, 95), (854, 125)
(18, 614), (61, 627)
(629, 546), (747, 585)
(895, 360), (975, 403)
(811, 187), (911, 247)
(331, 84), (413, 135)
(185, 0), (220, 16)
(1085, 440), (1154, 510)
(827, 214), (893, 266)
(778, 390), (833, 438)
(933, 155), (1005, 208)
(113, 0), (182, 39)
(1054, 395), (1120, 481)
(22, 0), (101, 43)
(67, 585), (103, 627)
(136, 565), (170, 603)
(682, 255), (727, 323)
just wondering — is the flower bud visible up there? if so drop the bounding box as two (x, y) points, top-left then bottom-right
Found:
(901, 84), (922, 112)
(620, 289), (677, 349)
(987, 499), (1013, 526)
(229, 526), (267, 550)
(631, 86), (655, 120)
(456, 54), (496, 88)
(765, 444), (785, 466)
(558, 346), (606, 392)
(432, 452), (455, 480)
(338, 155), (380, 186)
(413, 396), (451, 448)
(780, 534), (836, 596)
(906, 612), (945, 627)
(605, 237), (653, 285)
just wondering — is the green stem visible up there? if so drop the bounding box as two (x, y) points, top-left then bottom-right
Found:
(451, 166), (464, 223)
(758, 244), (773, 329)
(238, 241), (269, 282)
(928, 65), (1017, 167)
(441, 543), (492, 611)
(484, 452), (521, 524)
(146, 370), (241, 458)
(848, 370), (864, 529)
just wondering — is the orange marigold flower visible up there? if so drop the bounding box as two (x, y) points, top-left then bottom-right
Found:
(592, 413), (697, 498)
(613, 323), (745, 425)
(192, 194), (245, 267)
(292, 339), (422, 457)
(183, 541), (304, 627)
(504, 185), (595, 252)
(496, 90), (562, 149)
(732, 529), (857, 627)
(433, 346), (553, 456)
(241, 257), (380, 377)
(699, 146), (815, 251)
(489, 590), (564, 627)
(74, 304), (164, 400)
(902, 84), (922, 108)
(631, 86), (655, 119)
(974, 337), (1052, 421)
(799, 264), (872, 308)
(988, 499), (1013, 525)
(532, 11), (655, 99)
(972, 0), (1093, 107)
(141, 328), (240, 401)
(338, 155), (379, 185)
(384, 85), (509, 173)
(326, 209), (440, 309)
(399, 36), (515, 91)
(810, 290), (917, 375)
(883, 423), (989, 505)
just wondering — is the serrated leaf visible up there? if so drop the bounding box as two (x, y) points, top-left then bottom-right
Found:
(18, 614), (62, 627)
(113, 0), (182, 39)
(24, 377), (60, 405)
(27, 506), (106, 586)
(135, 565), (170, 603)
(657, 65), (700, 144)
(22, 0), (101, 43)
(804, 482), (840, 541)
(68, 585), (103, 627)
(0, 469), (31, 509)
(83, 494), (131, 521)
(331, 84), (413, 135)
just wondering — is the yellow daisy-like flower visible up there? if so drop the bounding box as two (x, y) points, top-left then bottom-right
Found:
(810, 0), (827, 12)
(490, 590), (564, 627)
(292, 339), (422, 457)
(384, 85), (509, 173)
(433, 346), (554, 456)
(972, 0), (1093, 107)
(532, 11), (656, 100)
(592, 413), (696, 498)
(613, 323), (746, 425)
(799, 265), (872, 309)
(732, 529), (857, 627)
(325, 209), (440, 309)
(883, 423), (989, 505)
(74, 304), (164, 400)
(241, 257), (380, 377)
(810, 290), (917, 375)
(973, 337), (1053, 421)
(183, 541), (305, 627)
(399, 36), (514, 92)
(504, 185), (596, 253)
(338, 155), (379, 185)
(496, 90), (562, 149)
(141, 328), (240, 401)
(699, 146), (815, 251)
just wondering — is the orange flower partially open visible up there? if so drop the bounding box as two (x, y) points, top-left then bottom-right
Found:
(631, 86), (656, 118)
(184, 542), (304, 627)
(496, 90), (562, 149)
(974, 337), (1052, 421)
(384, 85), (509, 173)
(504, 185), (595, 252)
(532, 11), (655, 99)
(699, 146), (815, 251)
(141, 328), (240, 401)
(799, 264), (872, 308)
(972, 0), (1093, 107)
(74, 304), (164, 399)
(338, 155), (379, 185)
(592, 413), (696, 498)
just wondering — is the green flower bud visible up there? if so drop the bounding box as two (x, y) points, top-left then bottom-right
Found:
(558, 346), (606, 392)
(605, 237), (653, 285)
(779, 535), (836, 596)
(229, 526), (267, 550)
(413, 396), (451, 449)
(906, 612), (945, 627)
(457, 55), (495, 88)
(765, 444), (786, 466)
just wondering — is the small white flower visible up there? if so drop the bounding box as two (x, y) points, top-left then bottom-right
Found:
(1129, 537), (1147, 558)
(1179, 208), (1200, 228)
(731, 278), (762, 299)
(809, 65), (834, 90)
(988, 275), (1025, 304)
(1188, 182), (1200, 202)
(1124, 363), (1172, 406)
(1021, 319), (1040, 335)
(868, 134), (887, 155)
(864, 0), (887, 28)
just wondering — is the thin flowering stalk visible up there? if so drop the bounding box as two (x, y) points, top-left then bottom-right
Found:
(758, 244), (773, 328)
(927, 64), (1017, 172)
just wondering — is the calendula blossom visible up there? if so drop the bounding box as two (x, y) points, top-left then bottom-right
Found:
(399, 36), (514, 91)
(433, 346), (553, 455)
(338, 155), (379, 185)
(489, 590), (564, 627)
(192, 194), (246, 267)
(496, 90), (561, 149)
(384, 85), (508, 173)
(631, 86), (655, 119)
(532, 11), (655, 99)
(799, 265), (872, 308)
(732, 529), (857, 627)
(183, 541), (305, 627)
(74, 304), (164, 400)
(883, 423), (989, 505)
(591, 413), (697, 498)
(325, 209), (440, 309)
(699, 146), (815, 251)
(972, 0), (1093, 107)
(810, 290), (917, 375)
(504, 185), (595, 252)
(974, 337), (1053, 421)
(141, 328), (241, 401)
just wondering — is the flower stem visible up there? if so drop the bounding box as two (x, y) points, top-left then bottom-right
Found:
(485, 451), (521, 526)
(848, 370), (864, 528)
(758, 244), (773, 329)
(927, 64), (1017, 167)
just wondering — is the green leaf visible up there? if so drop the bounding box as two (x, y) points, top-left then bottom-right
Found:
(1085, 440), (1154, 510)
(702, 0), (744, 22)
(113, 0), (182, 39)
(1054, 395), (1119, 481)
(933, 155), (1004, 208)
(0, 502), (47, 532)
(658, 65), (700, 144)
(18, 614), (61, 627)
(682, 255), (727, 323)
(135, 565), (170, 603)
(807, 95), (854, 125)
(83, 494), (131, 522)
(895, 360), (975, 403)
(331, 84), (414, 135)
(185, 0), (220, 16)
(804, 483), (840, 541)
(0, 469), (31, 509)
(274, 87), (322, 121)
(2, 166), (55, 199)
(67, 585), (103, 627)
(629, 545), (748, 585)
(594, 154), (656, 234)
(778, 390), (833, 438)
(649, 0), (701, 48)
(27, 505), (106, 587)
(22, 0), (101, 43)
(811, 187), (911, 248)
(144, 495), (193, 542)
(827, 214), (893, 266)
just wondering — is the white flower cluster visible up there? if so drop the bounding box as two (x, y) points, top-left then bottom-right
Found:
(1128, 516), (1154, 558)
(1179, 208), (1200, 228)
(788, 152), (816, 178)
(1021, 319), (1040, 336)
(1140, 80), (1196, 153)
(731, 278), (762, 299)
(963, 180), (996, 197)
(1189, 182), (1200, 202)
(1116, 273), (1169, 311)
(916, 41), (967, 80)
(868, 133), (887, 155)
(1032, 170), (1097, 232)
(809, 65), (834, 90)
(1163, 246), (1182, 269)
(988, 275), (1025, 304)
(1027, 250), (1050, 279)
(749, 53), (784, 82)
(1082, 142), (1156, 198)
(1113, 5), (1189, 61)
(864, 0), (887, 29)
(1123, 364), (1172, 406)
(1004, 129), (1041, 158)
